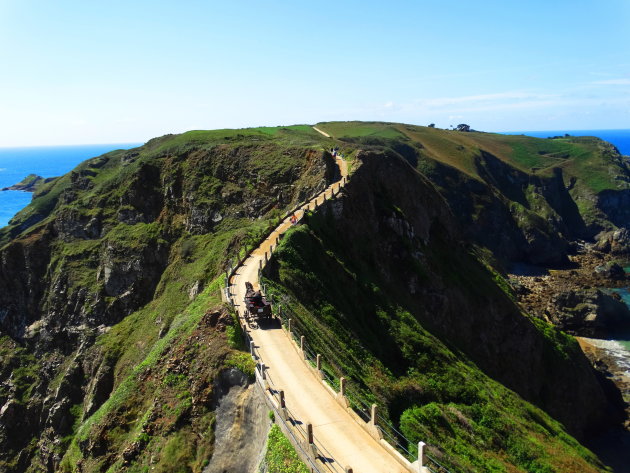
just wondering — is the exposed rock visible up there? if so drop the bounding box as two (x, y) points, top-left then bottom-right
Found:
(594, 262), (626, 280)
(83, 360), (114, 417)
(0, 399), (18, 424)
(203, 308), (233, 332)
(596, 189), (630, 229)
(547, 288), (630, 338)
(189, 280), (203, 300)
(204, 371), (270, 473)
(595, 228), (630, 254)
(53, 208), (102, 241)
(423, 150), (580, 266)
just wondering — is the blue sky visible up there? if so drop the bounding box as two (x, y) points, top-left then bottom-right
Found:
(0, 0), (629, 146)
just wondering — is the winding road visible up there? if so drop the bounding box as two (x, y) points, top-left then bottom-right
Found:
(228, 150), (412, 473)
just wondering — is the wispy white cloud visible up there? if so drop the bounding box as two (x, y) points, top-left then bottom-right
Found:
(592, 78), (630, 85)
(373, 92), (563, 116)
(373, 88), (629, 117)
(420, 92), (557, 108)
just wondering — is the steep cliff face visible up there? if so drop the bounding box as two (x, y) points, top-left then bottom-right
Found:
(0, 126), (338, 472)
(320, 122), (630, 266)
(0, 140), (333, 337)
(1, 122), (628, 472)
(418, 153), (576, 266)
(264, 149), (618, 472)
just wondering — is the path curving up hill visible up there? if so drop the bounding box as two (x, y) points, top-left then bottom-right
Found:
(229, 154), (414, 473)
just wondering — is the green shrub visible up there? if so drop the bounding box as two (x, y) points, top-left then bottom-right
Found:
(262, 425), (309, 473)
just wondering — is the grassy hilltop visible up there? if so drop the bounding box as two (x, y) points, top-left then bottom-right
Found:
(0, 121), (628, 472)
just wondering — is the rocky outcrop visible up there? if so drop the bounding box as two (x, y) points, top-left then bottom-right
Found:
(547, 289), (630, 338)
(594, 261), (626, 280)
(205, 370), (270, 473)
(595, 228), (630, 254)
(596, 189), (630, 230)
(418, 150), (583, 266)
(1, 174), (51, 192)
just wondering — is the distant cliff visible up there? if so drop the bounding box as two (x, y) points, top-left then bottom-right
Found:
(1, 174), (51, 192)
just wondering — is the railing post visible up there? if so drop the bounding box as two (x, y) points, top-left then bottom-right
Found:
(307, 423), (313, 444)
(418, 441), (426, 470)
(264, 252), (268, 264)
(300, 335), (305, 355)
(288, 318), (292, 334)
(316, 354), (321, 371)
(278, 389), (288, 421)
(339, 377), (346, 397)
(250, 340), (256, 358)
(260, 362), (266, 380)
(371, 403), (377, 425)
(259, 259), (262, 270)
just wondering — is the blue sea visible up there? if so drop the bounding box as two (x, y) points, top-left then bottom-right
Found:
(0, 143), (141, 228)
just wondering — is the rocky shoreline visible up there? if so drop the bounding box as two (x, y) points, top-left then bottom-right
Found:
(509, 248), (630, 425)
(578, 337), (630, 418)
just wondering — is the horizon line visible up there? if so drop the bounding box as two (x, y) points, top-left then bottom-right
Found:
(1, 125), (629, 148)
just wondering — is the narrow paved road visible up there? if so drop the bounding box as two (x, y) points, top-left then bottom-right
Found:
(230, 156), (408, 473)
(313, 126), (331, 138)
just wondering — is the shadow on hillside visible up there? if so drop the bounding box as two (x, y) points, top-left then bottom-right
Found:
(587, 427), (630, 473)
(508, 262), (550, 276)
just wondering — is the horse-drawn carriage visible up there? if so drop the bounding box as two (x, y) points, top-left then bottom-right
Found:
(243, 281), (272, 319)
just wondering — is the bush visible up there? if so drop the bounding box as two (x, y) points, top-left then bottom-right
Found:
(262, 425), (309, 473)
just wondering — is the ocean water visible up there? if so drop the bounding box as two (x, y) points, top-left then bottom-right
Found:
(502, 129), (630, 156)
(0, 143), (141, 227)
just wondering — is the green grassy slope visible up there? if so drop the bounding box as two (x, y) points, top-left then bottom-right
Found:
(263, 221), (608, 473)
(316, 121), (628, 194)
(0, 125), (340, 472)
